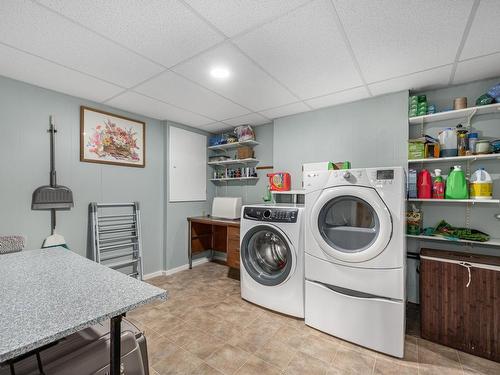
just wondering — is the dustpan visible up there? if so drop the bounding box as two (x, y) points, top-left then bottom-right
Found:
(31, 116), (74, 247)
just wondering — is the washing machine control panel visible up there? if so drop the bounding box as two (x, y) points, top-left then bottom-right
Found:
(243, 207), (298, 223)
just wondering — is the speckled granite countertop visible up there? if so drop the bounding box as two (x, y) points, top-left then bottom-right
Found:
(0, 247), (167, 363)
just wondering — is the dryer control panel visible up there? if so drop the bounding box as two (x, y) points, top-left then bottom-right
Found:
(243, 207), (298, 223)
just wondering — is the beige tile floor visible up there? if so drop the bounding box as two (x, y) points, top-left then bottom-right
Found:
(128, 262), (500, 375)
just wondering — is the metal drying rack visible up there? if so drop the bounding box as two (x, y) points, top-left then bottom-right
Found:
(89, 202), (143, 280)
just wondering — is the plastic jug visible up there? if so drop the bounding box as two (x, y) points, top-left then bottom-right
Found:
(470, 168), (493, 199)
(438, 128), (458, 157)
(432, 169), (445, 199)
(417, 169), (432, 199)
(445, 166), (468, 199)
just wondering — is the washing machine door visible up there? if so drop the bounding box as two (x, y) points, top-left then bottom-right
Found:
(310, 185), (392, 263)
(241, 224), (295, 286)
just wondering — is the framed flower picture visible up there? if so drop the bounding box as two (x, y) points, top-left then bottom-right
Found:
(80, 106), (145, 168)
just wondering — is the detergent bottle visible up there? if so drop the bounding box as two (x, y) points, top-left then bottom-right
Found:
(445, 165), (468, 199)
(470, 168), (493, 199)
(432, 169), (445, 199)
(417, 169), (432, 199)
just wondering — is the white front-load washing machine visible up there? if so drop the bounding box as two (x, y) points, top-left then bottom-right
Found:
(240, 204), (304, 318)
(303, 166), (406, 357)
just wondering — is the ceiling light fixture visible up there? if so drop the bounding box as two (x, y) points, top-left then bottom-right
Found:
(210, 66), (230, 79)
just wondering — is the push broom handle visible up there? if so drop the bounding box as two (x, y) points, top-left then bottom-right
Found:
(49, 115), (57, 235)
(49, 115), (57, 187)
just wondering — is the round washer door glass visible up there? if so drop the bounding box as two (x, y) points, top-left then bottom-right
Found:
(241, 225), (293, 286)
(310, 186), (392, 263)
(318, 196), (379, 252)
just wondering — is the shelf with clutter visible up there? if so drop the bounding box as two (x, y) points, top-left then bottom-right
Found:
(407, 82), (500, 247)
(208, 125), (260, 183)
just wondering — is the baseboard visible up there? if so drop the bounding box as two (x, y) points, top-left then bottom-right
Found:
(143, 270), (164, 280)
(143, 255), (225, 279)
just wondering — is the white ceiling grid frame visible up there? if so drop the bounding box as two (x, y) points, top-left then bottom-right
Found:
(133, 71), (250, 121)
(183, 0), (313, 37)
(453, 51), (500, 84)
(305, 86), (370, 109)
(36, 0), (225, 68)
(460, 0), (500, 60)
(106, 91), (212, 125)
(0, 44), (124, 103)
(234, 0), (364, 99)
(333, 0), (475, 83)
(259, 102), (311, 119)
(178, 0), (312, 110)
(0, 0), (164, 88)
(222, 112), (270, 126)
(172, 42), (299, 112)
(447, 0), (481, 85)
(369, 65), (454, 97)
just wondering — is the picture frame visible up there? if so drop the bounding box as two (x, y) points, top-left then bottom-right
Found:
(80, 106), (146, 168)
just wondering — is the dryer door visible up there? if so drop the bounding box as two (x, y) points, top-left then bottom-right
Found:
(241, 225), (295, 286)
(310, 186), (392, 263)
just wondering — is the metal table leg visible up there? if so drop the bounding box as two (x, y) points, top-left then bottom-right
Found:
(188, 222), (192, 269)
(110, 314), (123, 375)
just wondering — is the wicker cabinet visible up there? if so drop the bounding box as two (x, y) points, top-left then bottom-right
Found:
(420, 249), (500, 362)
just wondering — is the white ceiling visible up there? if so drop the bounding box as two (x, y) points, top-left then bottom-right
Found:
(1, 0), (499, 132)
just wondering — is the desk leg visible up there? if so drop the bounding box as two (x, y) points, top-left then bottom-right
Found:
(188, 222), (192, 269)
(110, 314), (123, 375)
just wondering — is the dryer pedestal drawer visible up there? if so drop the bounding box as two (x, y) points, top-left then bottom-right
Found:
(305, 254), (404, 300)
(305, 280), (405, 358)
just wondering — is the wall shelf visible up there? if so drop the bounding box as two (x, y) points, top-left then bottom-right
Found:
(208, 140), (259, 151)
(407, 234), (500, 247)
(409, 153), (500, 164)
(208, 158), (259, 167)
(408, 198), (500, 204)
(210, 177), (259, 182)
(409, 102), (500, 125)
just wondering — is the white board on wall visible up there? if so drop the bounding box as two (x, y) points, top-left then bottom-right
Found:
(169, 127), (207, 202)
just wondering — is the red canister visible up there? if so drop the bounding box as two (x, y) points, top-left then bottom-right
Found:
(417, 169), (432, 199)
(267, 172), (291, 191)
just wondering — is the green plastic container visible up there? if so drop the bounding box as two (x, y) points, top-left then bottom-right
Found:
(445, 165), (468, 199)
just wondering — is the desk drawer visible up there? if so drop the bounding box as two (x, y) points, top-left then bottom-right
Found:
(228, 226), (240, 241)
(227, 238), (240, 269)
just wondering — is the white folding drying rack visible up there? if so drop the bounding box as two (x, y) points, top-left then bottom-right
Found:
(90, 202), (144, 280)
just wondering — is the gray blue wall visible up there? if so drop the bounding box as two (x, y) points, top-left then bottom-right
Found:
(0, 75), (164, 274)
(273, 91), (409, 187)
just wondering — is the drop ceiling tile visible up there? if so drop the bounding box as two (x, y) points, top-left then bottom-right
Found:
(0, 0), (163, 87)
(37, 0), (224, 67)
(172, 43), (297, 111)
(369, 66), (453, 97)
(0, 44), (123, 102)
(134, 71), (249, 121)
(333, 0), (473, 82)
(106, 92), (212, 125)
(460, 0), (500, 60)
(259, 102), (310, 119)
(235, 0), (362, 99)
(184, 0), (310, 37)
(223, 113), (269, 126)
(453, 53), (500, 85)
(305, 86), (370, 109)
(202, 122), (235, 133)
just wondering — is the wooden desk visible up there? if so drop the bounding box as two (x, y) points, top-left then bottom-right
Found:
(187, 216), (240, 270)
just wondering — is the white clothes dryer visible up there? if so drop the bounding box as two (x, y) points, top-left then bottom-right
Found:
(303, 166), (406, 357)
